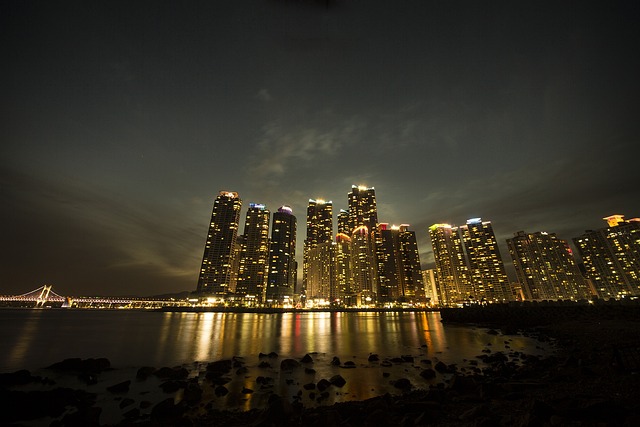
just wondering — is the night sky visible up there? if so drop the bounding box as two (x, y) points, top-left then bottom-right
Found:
(2, 1), (639, 296)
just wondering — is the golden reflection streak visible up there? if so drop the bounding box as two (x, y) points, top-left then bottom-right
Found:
(194, 313), (215, 361)
(8, 310), (43, 366)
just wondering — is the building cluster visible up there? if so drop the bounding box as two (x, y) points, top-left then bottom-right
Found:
(195, 188), (640, 308)
(426, 214), (640, 306)
(196, 186), (424, 307)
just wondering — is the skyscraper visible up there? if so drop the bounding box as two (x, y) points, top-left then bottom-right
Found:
(266, 206), (297, 305)
(507, 230), (592, 301)
(337, 209), (350, 235)
(376, 224), (424, 303)
(428, 223), (472, 306)
(196, 191), (242, 297)
(303, 199), (333, 299)
(236, 203), (270, 303)
(460, 218), (512, 302)
(347, 185), (378, 234)
(573, 215), (640, 298)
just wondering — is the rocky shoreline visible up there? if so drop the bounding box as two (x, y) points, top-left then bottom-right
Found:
(3, 308), (640, 426)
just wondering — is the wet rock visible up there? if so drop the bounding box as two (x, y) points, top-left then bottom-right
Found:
(241, 387), (254, 394)
(119, 398), (135, 409)
(390, 357), (405, 363)
(258, 361), (272, 368)
(368, 353), (380, 362)
(0, 370), (35, 387)
(159, 380), (185, 393)
(393, 378), (412, 390)
(123, 407), (140, 419)
(487, 329), (499, 335)
(214, 385), (229, 396)
(60, 406), (102, 427)
(401, 355), (415, 363)
(206, 360), (232, 375)
(268, 351), (278, 358)
(136, 366), (155, 380)
(330, 374), (346, 387)
(383, 372), (391, 377)
(301, 354), (314, 364)
(235, 366), (248, 375)
(205, 373), (231, 385)
(256, 376), (274, 385)
(419, 368), (436, 379)
(280, 358), (301, 370)
(317, 379), (331, 392)
(342, 360), (356, 368)
(305, 367), (316, 374)
(434, 361), (453, 373)
(380, 360), (393, 367)
(150, 398), (187, 424)
(421, 359), (432, 365)
(106, 380), (131, 394)
(183, 381), (203, 405)
(303, 382), (316, 390)
(331, 356), (341, 366)
(78, 372), (98, 385)
(154, 366), (188, 380)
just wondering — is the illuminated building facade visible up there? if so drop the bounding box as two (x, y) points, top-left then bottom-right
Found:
(573, 215), (640, 298)
(236, 203), (270, 303)
(421, 269), (439, 306)
(333, 233), (353, 304)
(350, 225), (378, 304)
(376, 224), (424, 303)
(347, 185), (378, 233)
(428, 223), (472, 306)
(460, 218), (512, 302)
(507, 230), (592, 301)
(303, 199), (333, 300)
(266, 206), (297, 304)
(196, 191), (242, 296)
(337, 209), (350, 235)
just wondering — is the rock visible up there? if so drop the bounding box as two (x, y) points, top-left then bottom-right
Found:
(303, 382), (316, 390)
(119, 398), (135, 409)
(154, 366), (188, 380)
(106, 380), (131, 394)
(256, 376), (273, 385)
(394, 378), (412, 390)
(136, 366), (155, 380)
(301, 354), (314, 363)
(235, 366), (248, 375)
(329, 374), (346, 387)
(380, 361), (393, 367)
(420, 368), (436, 379)
(0, 370), (34, 387)
(268, 351), (279, 358)
(205, 372), (231, 385)
(317, 379), (331, 392)
(206, 360), (232, 375)
(305, 368), (316, 375)
(401, 355), (415, 363)
(123, 407), (140, 419)
(449, 375), (477, 393)
(150, 398), (186, 424)
(487, 329), (499, 335)
(214, 385), (229, 396)
(183, 381), (203, 404)
(60, 406), (102, 426)
(331, 356), (341, 366)
(342, 360), (356, 368)
(368, 353), (380, 362)
(258, 361), (272, 368)
(383, 372), (390, 377)
(434, 361), (450, 373)
(280, 359), (301, 370)
(159, 380), (185, 393)
(241, 387), (254, 394)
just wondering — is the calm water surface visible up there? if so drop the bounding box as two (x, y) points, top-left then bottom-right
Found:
(0, 309), (544, 372)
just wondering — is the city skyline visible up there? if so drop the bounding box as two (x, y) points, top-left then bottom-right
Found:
(3, 1), (639, 296)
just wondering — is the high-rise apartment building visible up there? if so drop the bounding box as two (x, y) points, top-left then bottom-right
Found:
(236, 203), (270, 303)
(196, 191), (242, 297)
(421, 269), (439, 306)
(333, 233), (353, 305)
(507, 230), (592, 301)
(376, 224), (424, 302)
(428, 223), (472, 306)
(337, 210), (350, 235)
(303, 199), (333, 299)
(347, 185), (378, 233)
(460, 218), (512, 302)
(573, 215), (640, 298)
(266, 206), (297, 305)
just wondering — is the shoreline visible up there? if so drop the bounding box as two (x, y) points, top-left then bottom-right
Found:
(3, 307), (640, 426)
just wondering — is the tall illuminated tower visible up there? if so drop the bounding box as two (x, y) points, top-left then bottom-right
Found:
(428, 223), (472, 306)
(266, 206), (297, 305)
(376, 224), (423, 302)
(196, 191), (242, 297)
(347, 185), (378, 233)
(303, 199), (333, 299)
(236, 203), (270, 303)
(337, 210), (350, 235)
(460, 218), (512, 302)
(507, 230), (592, 301)
(573, 215), (640, 298)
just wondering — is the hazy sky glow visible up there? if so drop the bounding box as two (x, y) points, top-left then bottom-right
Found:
(2, 0), (639, 296)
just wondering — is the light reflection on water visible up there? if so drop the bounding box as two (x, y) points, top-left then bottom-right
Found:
(0, 309), (548, 408)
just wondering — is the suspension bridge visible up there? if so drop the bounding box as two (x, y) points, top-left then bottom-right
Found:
(0, 285), (188, 308)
